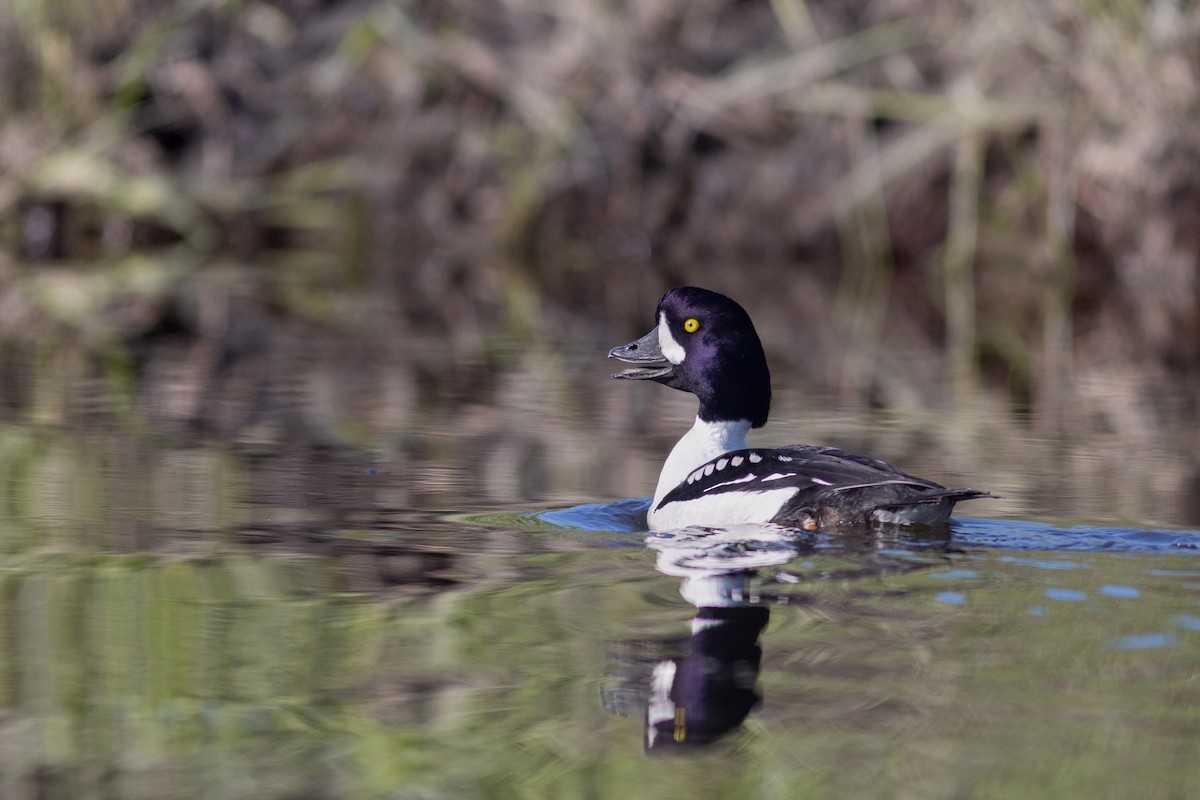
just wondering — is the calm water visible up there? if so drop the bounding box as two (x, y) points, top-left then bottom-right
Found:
(1, 364), (1199, 799)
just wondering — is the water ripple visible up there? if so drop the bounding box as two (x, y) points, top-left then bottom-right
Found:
(1110, 632), (1179, 651)
(523, 502), (1200, 556)
(527, 498), (650, 532)
(1045, 588), (1088, 602)
(952, 518), (1200, 554)
(1097, 584), (1141, 599)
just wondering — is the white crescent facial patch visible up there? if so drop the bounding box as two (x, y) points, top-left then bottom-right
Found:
(658, 312), (686, 365)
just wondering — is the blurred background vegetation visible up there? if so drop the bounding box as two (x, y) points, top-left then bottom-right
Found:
(0, 0), (1197, 510)
(3, 6), (1200, 793)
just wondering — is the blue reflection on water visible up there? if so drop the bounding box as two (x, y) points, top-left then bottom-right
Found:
(529, 502), (1200, 557)
(521, 498), (1200, 755)
(529, 498), (650, 532)
(933, 569), (979, 580)
(953, 518), (1200, 554)
(1110, 632), (1179, 650)
(997, 556), (1083, 570)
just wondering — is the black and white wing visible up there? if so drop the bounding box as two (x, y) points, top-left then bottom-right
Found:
(656, 445), (989, 529)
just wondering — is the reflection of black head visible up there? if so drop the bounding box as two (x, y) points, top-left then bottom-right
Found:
(645, 605), (770, 751)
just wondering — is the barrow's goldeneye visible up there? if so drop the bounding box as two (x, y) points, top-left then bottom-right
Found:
(609, 287), (993, 531)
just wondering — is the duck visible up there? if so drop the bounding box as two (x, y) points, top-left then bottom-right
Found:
(609, 287), (993, 532)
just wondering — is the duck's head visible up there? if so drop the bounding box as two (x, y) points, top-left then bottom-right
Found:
(609, 287), (771, 428)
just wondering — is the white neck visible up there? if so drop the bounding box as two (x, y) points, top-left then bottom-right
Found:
(652, 417), (751, 510)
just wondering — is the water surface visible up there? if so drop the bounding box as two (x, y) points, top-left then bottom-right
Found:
(1, 379), (1198, 799)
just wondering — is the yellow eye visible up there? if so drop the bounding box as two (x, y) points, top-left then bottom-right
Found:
(683, 318), (700, 333)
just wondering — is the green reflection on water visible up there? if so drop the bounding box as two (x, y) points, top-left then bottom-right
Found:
(1, 414), (1199, 798)
(0, 540), (1196, 799)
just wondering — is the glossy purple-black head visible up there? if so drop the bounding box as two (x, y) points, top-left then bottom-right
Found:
(609, 287), (771, 428)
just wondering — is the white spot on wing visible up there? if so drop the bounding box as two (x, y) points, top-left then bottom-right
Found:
(715, 458), (728, 470)
(811, 477), (832, 486)
(777, 455), (793, 462)
(704, 463), (715, 476)
(761, 472), (795, 482)
(703, 473), (757, 492)
(731, 456), (744, 467)
(748, 453), (763, 464)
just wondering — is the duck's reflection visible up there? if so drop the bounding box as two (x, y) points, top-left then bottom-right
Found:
(603, 522), (955, 751)
(599, 525), (798, 750)
(644, 571), (769, 750)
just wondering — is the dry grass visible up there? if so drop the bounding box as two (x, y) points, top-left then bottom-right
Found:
(0, 0), (1197, 463)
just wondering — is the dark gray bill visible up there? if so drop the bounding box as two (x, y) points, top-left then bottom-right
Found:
(608, 327), (673, 380)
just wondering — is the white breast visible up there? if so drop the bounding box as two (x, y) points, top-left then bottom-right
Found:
(651, 417), (751, 515)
